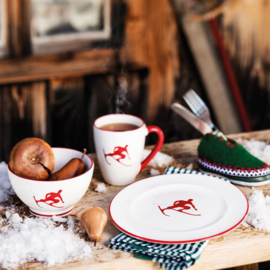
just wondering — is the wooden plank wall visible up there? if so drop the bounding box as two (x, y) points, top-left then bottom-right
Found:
(0, 0), (214, 161)
(0, 0), (184, 161)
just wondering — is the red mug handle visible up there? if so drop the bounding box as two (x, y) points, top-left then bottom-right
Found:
(140, 126), (164, 172)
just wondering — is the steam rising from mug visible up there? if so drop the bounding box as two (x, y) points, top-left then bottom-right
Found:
(115, 74), (132, 113)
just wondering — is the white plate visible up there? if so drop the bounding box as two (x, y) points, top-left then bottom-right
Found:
(109, 174), (249, 244)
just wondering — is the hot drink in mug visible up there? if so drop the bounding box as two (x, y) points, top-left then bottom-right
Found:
(93, 114), (164, 186)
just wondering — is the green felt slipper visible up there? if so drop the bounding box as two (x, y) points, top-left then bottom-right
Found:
(197, 133), (270, 186)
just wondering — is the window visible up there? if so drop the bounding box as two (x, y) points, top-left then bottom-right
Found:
(30, 0), (111, 55)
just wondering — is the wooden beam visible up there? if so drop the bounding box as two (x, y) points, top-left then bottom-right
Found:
(0, 49), (117, 84)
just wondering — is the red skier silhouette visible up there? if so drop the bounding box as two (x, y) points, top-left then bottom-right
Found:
(103, 145), (131, 166)
(34, 190), (64, 208)
(158, 199), (201, 217)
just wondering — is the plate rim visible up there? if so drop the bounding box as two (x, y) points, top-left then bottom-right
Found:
(109, 174), (249, 244)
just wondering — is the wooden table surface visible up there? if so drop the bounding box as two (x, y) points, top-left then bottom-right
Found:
(3, 130), (270, 270)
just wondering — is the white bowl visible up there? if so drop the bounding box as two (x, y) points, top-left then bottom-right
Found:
(7, 148), (94, 217)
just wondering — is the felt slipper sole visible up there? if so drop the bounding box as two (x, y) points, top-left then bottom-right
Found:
(199, 165), (270, 187)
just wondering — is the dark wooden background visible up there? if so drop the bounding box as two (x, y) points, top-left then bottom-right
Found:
(0, 0), (208, 162)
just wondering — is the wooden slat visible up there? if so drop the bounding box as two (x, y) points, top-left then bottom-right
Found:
(181, 19), (242, 134)
(50, 77), (87, 150)
(0, 0), (8, 57)
(0, 49), (117, 84)
(0, 86), (12, 162)
(7, 0), (31, 57)
(31, 82), (47, 139)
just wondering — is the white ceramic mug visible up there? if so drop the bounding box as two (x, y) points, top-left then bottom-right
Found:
(93, 114), (164, 186)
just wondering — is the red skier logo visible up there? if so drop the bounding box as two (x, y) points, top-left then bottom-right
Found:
(33, 190), (64, 208)
(158, 199), (201, 217)
(103, 145), (131, 166)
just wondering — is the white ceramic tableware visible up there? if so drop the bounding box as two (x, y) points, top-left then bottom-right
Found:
(109, 174), (249, 243)
(93, 114), (164, 186)
(8, 148), (94, 217)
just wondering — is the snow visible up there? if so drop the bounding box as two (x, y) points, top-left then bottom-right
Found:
(0, 162), (15, 202)
(186, 163), (193, 170)
(245, 189), (270, 231)
(9, 213), (23, 224)
(52, 215), (68, 223)
(0, 162), (92, 269)
(67, 216), (75, 230)
(95, 183), (107, 193)
(150, 168), (160, 176)
(142, 150), (174, 167)
(0, 214), (92, 269)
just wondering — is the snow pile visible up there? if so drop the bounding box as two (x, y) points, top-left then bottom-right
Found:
(235, 139), (270, 231)
(52, 215), (69, 223)
(0, 213), (91, 269)
(0, 162), (15, 202)
(142, 150), (174, 167)
(95, 183), (107, 193)
(150, 168), (160, 176)
(186, 163), (193, 170)
(238, 139), (270, 164)
(245, 189), (270, 231)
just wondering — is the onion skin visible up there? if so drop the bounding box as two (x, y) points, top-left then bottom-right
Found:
(80, 206), (107, 244)
(9, 138), (55, 180)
